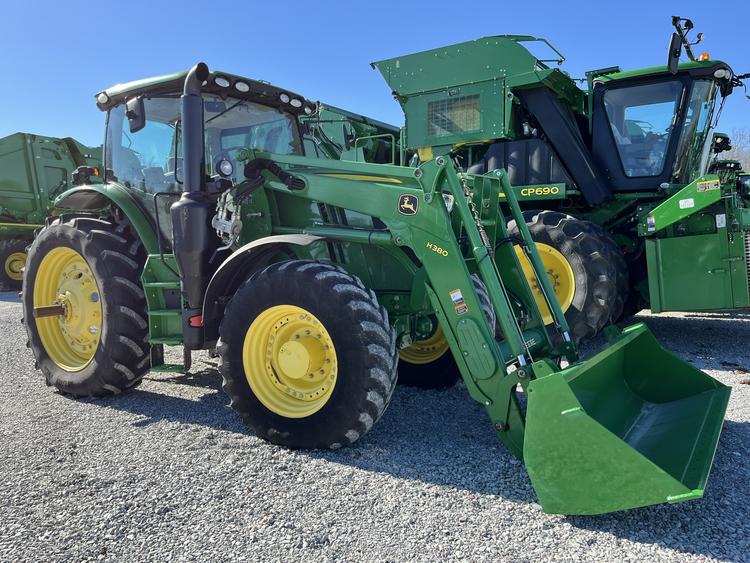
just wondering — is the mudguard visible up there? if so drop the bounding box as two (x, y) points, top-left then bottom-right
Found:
(201, 234), (323, 341)
(54, 184), (159, 254)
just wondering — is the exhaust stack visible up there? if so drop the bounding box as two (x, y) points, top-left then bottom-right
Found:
(170, 62), (218, 349)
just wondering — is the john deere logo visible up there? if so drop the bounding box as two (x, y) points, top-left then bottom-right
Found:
(397, 194), (419, 215)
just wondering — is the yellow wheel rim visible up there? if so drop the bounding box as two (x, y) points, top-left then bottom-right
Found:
(399, 326), (450, 365)
(514, 243), (576, 325)
(33, 247), (102, 371)
(5, 251), (26, 281)
(242, 304), (338, 418)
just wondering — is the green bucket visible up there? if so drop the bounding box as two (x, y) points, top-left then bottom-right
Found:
(524, 323), (730, 515)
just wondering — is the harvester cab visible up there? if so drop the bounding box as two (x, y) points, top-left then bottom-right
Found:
(21, 58), (730, 515)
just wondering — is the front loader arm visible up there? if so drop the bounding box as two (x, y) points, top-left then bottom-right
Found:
(245, 152), (573, 457)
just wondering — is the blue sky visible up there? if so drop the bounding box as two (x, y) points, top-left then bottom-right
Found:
(1, 1), (748, 147)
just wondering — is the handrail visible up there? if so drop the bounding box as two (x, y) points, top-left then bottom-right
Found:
(354, 133), (396, 164)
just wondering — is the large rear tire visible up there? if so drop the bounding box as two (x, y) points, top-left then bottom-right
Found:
(508, 210), (618, 343)
(218, 260), (398, 449)
(0, 238), (29, 290)
(397, 274), (495, 389)
(22, 217), (150, 396)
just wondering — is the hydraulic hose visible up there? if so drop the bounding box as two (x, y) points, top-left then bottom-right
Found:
(243, 158), (305, 191)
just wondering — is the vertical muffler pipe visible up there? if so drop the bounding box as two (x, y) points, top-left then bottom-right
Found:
(170, 62), (217, 349)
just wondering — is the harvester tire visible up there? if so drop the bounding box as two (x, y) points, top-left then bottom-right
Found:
(217, 260), (398, 449)
(509, 210), (617, 343)
(22, 217), (150, 396)
(397, 274), (495, 389)
(581, 221), (629, 323)
(0, 238), (29, 290)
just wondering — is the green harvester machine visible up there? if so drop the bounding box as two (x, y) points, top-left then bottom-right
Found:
(20, 53), (732, 515)
(0, 134), (100, 289)
(373, 16), (750, 344)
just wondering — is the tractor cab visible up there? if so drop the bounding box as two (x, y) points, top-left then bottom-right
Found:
(590, 60), (734, 191)
(94, 71), (314, 249)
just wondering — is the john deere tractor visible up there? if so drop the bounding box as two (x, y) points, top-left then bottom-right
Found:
(22, 62), (730, 515)
(373, 16), (750, 344)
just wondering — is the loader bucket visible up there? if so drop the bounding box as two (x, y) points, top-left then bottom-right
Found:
(523, 323), (730, 515)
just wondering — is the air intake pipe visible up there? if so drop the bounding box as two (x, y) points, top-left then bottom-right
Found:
(170, 62), (218, 349)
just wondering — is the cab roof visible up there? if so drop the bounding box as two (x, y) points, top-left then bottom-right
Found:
(95, 68), (317, 117)
(595, 59), (733, 83)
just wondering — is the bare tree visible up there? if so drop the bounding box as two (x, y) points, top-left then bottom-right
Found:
(724, 127), (750, 170)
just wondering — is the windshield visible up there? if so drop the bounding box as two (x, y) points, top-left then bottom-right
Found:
(106, 94), (302, 191)
(603, 80), (683, 178)
(203, 94), (302, 181)
(672, 80), (719, 183)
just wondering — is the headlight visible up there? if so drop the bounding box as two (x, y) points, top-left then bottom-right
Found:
(713, 69), (730, 79)
(217, 159), (234, 177)
(214, 76), (231, 88)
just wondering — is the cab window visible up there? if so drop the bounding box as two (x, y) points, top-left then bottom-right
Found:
(672, 80), (718, 182)
(107, 96), (182, 193)
(203, 95), (302, 182)
(106, 94), (302, 190)
(603, 81), (683, 178)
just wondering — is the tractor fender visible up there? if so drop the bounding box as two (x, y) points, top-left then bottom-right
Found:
(201, 234), (323, 342)
(54, 184), (160, 254)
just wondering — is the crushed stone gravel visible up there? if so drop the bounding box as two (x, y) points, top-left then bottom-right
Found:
(0, 293), (748, 562)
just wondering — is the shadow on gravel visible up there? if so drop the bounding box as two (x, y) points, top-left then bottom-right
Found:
(566, 420), (750, 561)
(298, 386), (537, 505)
(96, 368), (246, 434)
(95, 364), (538, 504)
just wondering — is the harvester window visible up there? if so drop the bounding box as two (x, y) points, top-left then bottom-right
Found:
(603, 81), (682, 178)
(672, 80), (718, 183)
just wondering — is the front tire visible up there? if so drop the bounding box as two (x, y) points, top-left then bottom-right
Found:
(218, 260), (398, 449)
(22, 217), (150, 396)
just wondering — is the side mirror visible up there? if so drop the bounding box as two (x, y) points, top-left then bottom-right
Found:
(126, 96), (146, 133)
(713, 135), (732, 154)
(667, 32), (682, 75)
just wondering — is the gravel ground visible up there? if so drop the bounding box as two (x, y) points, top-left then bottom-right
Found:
(0, 291), (748, 562)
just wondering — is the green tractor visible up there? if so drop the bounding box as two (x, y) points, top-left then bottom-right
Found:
(0, 133), (100, 289)
(373, 16), (750, 343)
(22, 62), (730, 516)
(710, 131), (748, 188)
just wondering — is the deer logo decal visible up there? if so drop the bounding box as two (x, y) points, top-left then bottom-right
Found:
(397, 194), (419, 216)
